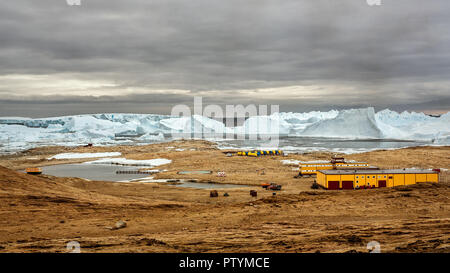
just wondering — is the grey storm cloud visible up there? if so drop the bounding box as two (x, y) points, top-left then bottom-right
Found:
(0, 0), (449, 117)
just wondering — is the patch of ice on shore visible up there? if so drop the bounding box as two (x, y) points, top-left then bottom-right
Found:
(84, 157), (172, 167)
(48, 152), (122, 160)
(280, 159), (301, 165)
(138, 132), (165, 141)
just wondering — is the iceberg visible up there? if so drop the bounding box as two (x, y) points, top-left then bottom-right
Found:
(0, 107), (449, 153)
(301, 108), (383, 139)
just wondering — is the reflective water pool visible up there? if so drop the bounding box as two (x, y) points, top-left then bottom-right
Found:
(41, 163), (249, 189)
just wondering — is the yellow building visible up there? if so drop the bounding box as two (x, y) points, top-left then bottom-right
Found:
(316, 169), (439, 190)
(299, 158), (376, 177)
(237, 150), (283, 157)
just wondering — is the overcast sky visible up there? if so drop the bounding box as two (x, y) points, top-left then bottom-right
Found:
(0, 0), (449, 117)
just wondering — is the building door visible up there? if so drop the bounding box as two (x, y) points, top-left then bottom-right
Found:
(341, 181), (354, 190)
(328, 181), (339, 190)
(378, 180), (386, 188)
(388, 176), (394, 187)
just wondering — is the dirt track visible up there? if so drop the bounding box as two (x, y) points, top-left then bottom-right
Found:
(0, 140), (449, 253)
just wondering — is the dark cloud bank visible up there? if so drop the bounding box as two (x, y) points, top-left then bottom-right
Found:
(0, 0), (449, 117)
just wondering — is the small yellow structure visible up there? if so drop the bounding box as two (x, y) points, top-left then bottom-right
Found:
(316, 169), (439, 190)
(26, 167), (42, 175)
(299, 157), (376, 177)
(237, 150), (283, 157)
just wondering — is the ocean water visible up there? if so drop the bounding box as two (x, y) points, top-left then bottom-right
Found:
(2, 136), (432, 156)
(215, 136), (430, 154)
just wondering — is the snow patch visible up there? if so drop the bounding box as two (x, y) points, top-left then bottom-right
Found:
(281, 159), (301, 165)
(84, 157), (172, 167)
(48, 152), (122, 160)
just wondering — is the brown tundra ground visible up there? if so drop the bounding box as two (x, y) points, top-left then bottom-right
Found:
(0, 140), (448, 253)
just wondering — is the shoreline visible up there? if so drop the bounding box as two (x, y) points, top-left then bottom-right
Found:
(1, 140), (448, 189)
(1, 135), (447, 157)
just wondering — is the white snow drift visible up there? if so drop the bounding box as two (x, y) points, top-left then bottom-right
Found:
(48, 152), (122, 160)
(84, 157), (172, 167)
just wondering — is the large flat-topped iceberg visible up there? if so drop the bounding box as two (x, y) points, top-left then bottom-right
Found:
(301, 108), (383, 139)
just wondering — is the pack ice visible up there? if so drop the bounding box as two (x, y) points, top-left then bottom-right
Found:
(0, 107), (448, 152)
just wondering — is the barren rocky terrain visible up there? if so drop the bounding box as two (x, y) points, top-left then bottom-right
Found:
(0, 140), (448, 253)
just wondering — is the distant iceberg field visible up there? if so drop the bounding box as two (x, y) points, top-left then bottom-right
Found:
(0, 107), (448, 153)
